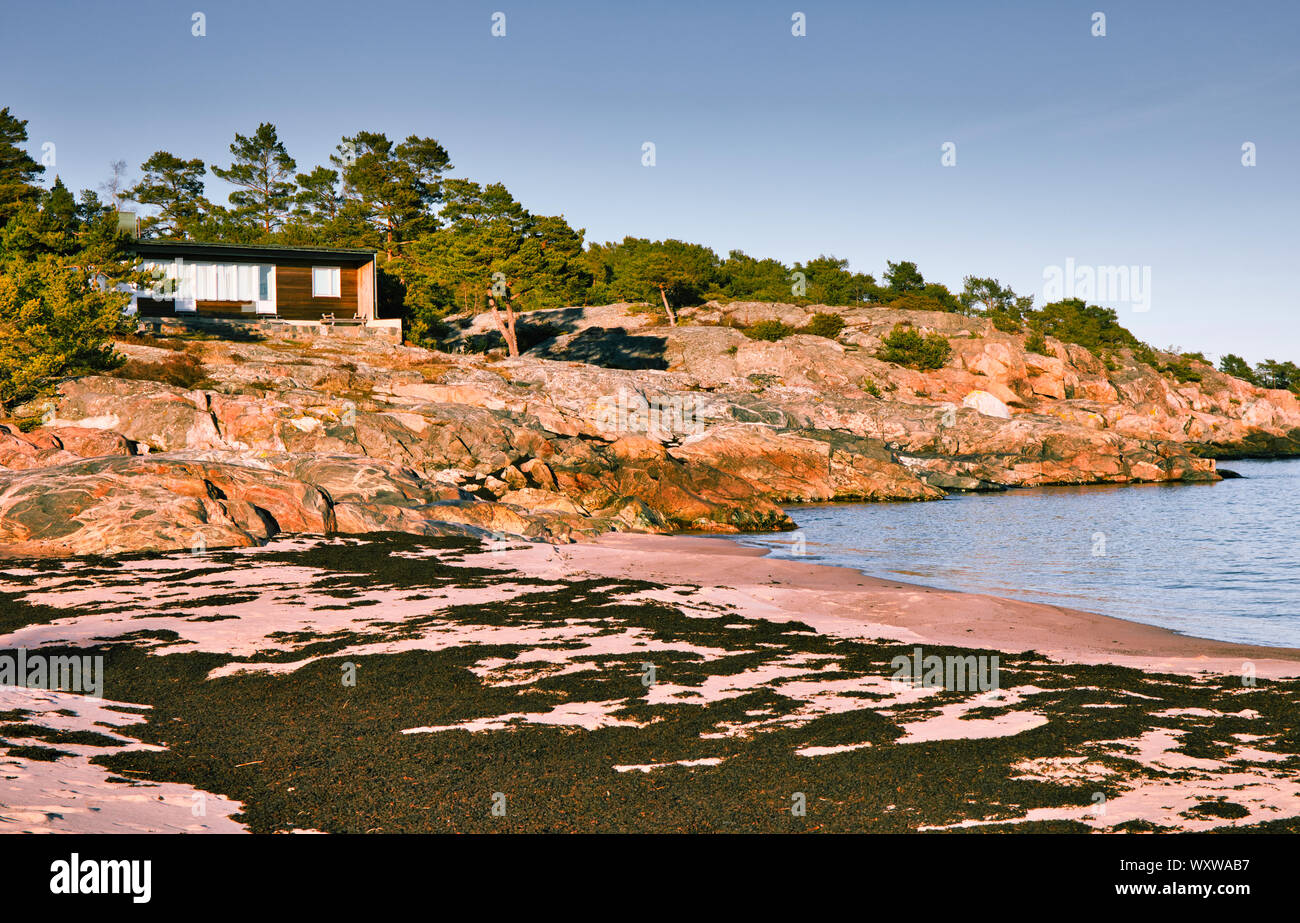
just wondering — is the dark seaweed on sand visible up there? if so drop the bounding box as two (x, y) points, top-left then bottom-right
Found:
(0, 532), (1296, 833)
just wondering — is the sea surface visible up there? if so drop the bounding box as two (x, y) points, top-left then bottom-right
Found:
(731, 458), (1300, 648)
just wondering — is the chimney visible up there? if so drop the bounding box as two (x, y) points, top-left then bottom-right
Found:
(116, 210), (139, 238)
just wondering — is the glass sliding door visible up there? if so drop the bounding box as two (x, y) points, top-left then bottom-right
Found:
(255, 265), (276, 314)
(136, 257), (276, 316)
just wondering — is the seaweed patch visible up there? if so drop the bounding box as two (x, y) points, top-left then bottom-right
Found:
(0, 534), (1297, 833)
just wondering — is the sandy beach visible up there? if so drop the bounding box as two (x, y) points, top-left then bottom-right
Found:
(2, 530), (1298, 834)
(525, 533), (1300, 680)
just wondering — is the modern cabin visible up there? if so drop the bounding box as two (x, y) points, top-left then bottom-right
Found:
(126, 240), (397, 338)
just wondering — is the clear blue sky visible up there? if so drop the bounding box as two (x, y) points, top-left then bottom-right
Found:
(3, 0), (1297, 362)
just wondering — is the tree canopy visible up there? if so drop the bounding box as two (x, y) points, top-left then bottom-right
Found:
(331, 131), (453, 260)
(127, 152), (210, 239)
(0, 107), (45, 228)
(403, 180), (588, 340)
(0, 189), (135, 411)
(211, 122), (297, 234)
(0, 103), (1283, 379)
(1026, 298), (1143, 353)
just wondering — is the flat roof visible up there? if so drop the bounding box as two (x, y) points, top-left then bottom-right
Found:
(130, 240), (377, 264)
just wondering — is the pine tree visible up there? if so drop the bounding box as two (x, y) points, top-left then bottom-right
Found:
(43, 176), (77, 232)
(126, 152), (210, 238)
(331, 131), (452, 261)
(582, 237), (720, 307)
(0, 189), (133, 412)
(1218, 353), (1257, 385)
(0, 253), (129, 410)
(0, 107), (45, 228)
(1255, 359), (1300, 392)
(402, 180), (589, 345)
(77, 189), (112, 226)
(293, 165), (341, 223)
(211, 122), (297, 234)
(720, 250), (798, 303)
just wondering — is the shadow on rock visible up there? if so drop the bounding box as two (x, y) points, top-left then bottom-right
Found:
(533, 326), (669, 371)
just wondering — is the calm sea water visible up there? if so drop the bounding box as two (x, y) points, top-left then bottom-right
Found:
(732, 458), (1300, 648)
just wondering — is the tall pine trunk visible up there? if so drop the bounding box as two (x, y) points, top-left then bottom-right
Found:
(658, 283), (678, 326)
(487, 291), (519, 357)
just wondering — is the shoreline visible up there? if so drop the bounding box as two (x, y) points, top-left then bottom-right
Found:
(3, 529), (1298, 834)
(3, 522), (1295, 679)
(517, 532), (1300, 680)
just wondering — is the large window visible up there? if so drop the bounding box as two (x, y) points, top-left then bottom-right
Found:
(142, 260), (177, 298)
(142, 260), (271, 302)
(312, 266), (341, 298)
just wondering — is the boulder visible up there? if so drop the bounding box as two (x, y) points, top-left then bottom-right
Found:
(962, 390), (1012, 419)
(44, 377), (218, 452)
(0, 425), (80, 470)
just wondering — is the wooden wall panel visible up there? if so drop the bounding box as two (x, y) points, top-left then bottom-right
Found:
(356, 260), (375, 319)
(275, 265), (360, 320)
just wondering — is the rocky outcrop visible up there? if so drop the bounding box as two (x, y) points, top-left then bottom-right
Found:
(2, 300), (1296, 557)
(0, 423), (133, 471)
(669, 425), (943, 502)
(0, 454), (329, 557)
(0, 450), (610, 557)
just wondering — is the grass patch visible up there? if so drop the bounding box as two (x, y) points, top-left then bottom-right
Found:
(109, 353), (212, 389)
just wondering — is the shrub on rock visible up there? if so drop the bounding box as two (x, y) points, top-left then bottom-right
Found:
(0, 255), (128, 411)
(799, 312), (846, 339)
(877, 323), (951, 370)
(744, 319), (796, 342)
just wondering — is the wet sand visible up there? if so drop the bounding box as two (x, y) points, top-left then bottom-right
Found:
(516, 533), (1300, 680)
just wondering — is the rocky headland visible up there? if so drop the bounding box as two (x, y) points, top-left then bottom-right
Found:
(2, 301), (1298, 557)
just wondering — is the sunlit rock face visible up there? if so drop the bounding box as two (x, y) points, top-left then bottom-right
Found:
(3, 301), (1296, 557)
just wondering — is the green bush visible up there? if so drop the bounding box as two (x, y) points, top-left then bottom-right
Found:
(988, 310), (1023, 333)
(406, 315), (452, 348)
(0, 256), (128, 411)
(877, 323), (951, 370)
(1161, 359), (1203, 383)
(1131, 343), (1158, 368)
(744, 319), (796, 341)
(800, 312), (846, 339)
(882, 290), (960, 313)
(1024, 329), (1051, 356)
(1030, 298), (1145, 355)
